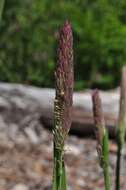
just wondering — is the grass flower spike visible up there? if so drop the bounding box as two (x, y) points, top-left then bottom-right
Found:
(92, 90), (105, 146)
(52, 20), (74, 190)
(92, 89), (110, 190)
(116, 66), (126, 149)
(116, 66), (126, 190)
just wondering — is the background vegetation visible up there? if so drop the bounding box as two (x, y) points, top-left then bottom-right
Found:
(0, 0), (126, 90)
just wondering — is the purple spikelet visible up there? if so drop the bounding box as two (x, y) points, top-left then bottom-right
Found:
(92, 92), (110, 189)
(55, 20), (74, 132)
(52, 21), (73, 190)
(92, 89), (105, 145)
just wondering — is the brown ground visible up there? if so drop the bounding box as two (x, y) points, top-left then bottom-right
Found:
(0, 127), (126, 190)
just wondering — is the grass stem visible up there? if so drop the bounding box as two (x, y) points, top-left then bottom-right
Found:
(102, 131), (110, 190)
(92, 90), (110, 190)
(115, 145), (121, 190)
(115, 66), (126, 190)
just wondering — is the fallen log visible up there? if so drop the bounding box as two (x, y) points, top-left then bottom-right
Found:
(40, 107), (117, 138)
(0, 83), (119, 138)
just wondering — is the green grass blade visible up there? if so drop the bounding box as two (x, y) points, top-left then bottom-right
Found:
(52, 144), (67, 190)
(61, 161), (67, 190)
(52, 144), (62, 190)
(102, 130), (110, 190)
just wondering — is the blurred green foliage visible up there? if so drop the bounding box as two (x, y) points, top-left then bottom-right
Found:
(0, 0), (5, 21)
(0, 0), (126, 90)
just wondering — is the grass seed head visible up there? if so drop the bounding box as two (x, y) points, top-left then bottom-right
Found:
(92, 89), (105, 145)
(55, 20), (74, 131)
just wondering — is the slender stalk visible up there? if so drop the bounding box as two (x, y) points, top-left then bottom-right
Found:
(104, 164), (110, 190)
(53, 143), (64, 190)
(52, 21), (74, 190)
(102, 131), (110, 190)
(116, 145), (121, 190)
(115, 66), (126, 190)
(92, 90), (110, 190)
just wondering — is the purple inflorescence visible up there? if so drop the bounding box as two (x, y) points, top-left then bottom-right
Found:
(55, 20), (74, 131)
(92, 89), (105, 144)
